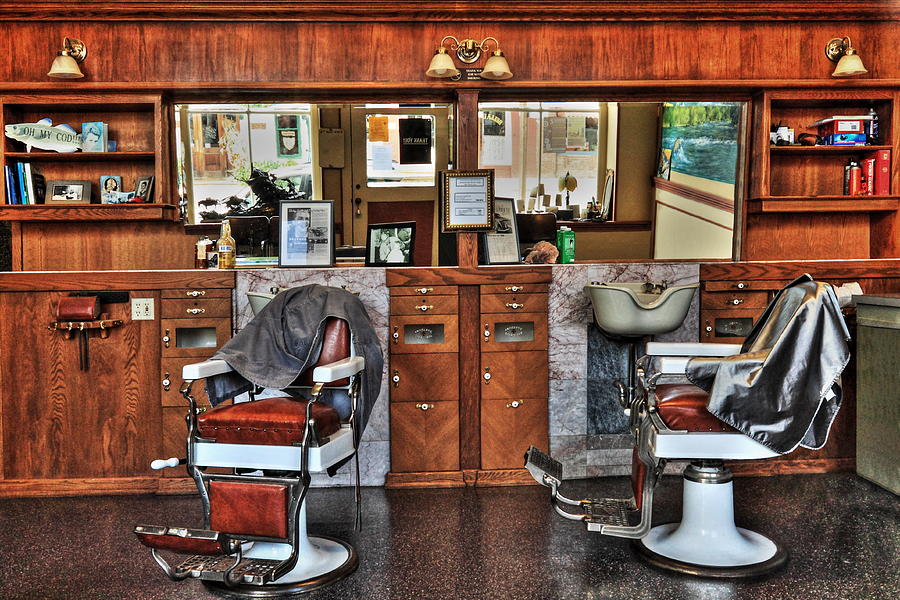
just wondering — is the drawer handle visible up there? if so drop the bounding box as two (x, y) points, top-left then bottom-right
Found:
(505, 286), (523, 292)
(416, 304), (434, 312)
(734, 282), (748, 290)
(416, 403), (434, 411)
(704, 321), (713, 337)
(186, 290), (207, 297)
(392, 369), (401, 388)
(162, 372), (171, 391)
(505, 302), (524, 310)
(483, 324), (491, 340)
(186, 308), (206, 315)
(162, 329), (171, 348)
(730, 298), (743, 305)
(506, 400), (522, 409)
(415, 287), (434, 295)
(392, 326), (399, 344)
(483, 367), (491, 384)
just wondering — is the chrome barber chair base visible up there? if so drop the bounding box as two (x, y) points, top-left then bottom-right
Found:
(204, 536), (358, 598)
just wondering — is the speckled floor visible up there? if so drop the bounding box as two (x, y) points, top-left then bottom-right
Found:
(0, 473), (897, 600)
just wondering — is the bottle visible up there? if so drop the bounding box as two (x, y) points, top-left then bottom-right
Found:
(217, 220), (236, 269)
(194, 236), (211, 269)
(848, 161), (862, 196)
(556, 226), (576, 264)
(867, 108), (879, 144)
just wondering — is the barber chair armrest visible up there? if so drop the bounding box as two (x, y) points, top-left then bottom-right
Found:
(182, 359), (233, 380)
(644, 342), (742, 357)
(312, 356), (365, 384)
(657, 357), (690, 375)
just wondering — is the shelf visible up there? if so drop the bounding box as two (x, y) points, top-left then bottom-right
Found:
(0, 203), (178, 221)
(748, 196), (899, 214)
(769, 145), (891, 155)
(4, 151), (155, 161)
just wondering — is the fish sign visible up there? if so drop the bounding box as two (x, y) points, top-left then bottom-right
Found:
(4, 118), (81, 152)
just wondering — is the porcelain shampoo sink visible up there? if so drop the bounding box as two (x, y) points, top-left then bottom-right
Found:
(584, 282), (698, 337)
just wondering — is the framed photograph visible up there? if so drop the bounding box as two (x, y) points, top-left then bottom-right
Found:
(99, 175), (122, 203)
(483, 197), (520, 264)
(45, 180), (92, 204)
(365, 221), (416, 266)
(441, 169), (495, 231)
(135, 175), (155, 203)
(279, 200), (334, 267)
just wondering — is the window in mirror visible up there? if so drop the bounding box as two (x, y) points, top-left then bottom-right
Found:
(365, 113), (436, 187)
(176, 103), (316, 223)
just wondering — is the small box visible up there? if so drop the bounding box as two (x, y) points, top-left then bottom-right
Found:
(808, 115), (873, 138)
(824, 133), (867, 146)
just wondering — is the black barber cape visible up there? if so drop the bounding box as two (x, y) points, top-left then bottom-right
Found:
(205, 284), (383, 445)
(685, 275), (851, 454)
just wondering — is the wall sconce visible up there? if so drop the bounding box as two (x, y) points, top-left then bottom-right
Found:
(48, 37), (87, 79)
(426, 36), (512, 80)
(825, 36), (868, 78)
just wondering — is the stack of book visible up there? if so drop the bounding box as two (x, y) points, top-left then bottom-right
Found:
(844, 149), (891, 196)
(234, 256), (278, 269)
(4, 161), (45, 205)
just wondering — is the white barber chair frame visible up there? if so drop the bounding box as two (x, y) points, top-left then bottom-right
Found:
(135, 342), (365, 596)
(526, 342), (790, 578)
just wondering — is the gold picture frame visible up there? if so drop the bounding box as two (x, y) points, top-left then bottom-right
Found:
(440, 169), (495, 231)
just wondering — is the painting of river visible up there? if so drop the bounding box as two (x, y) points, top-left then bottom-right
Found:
(658, 102), (741, 185)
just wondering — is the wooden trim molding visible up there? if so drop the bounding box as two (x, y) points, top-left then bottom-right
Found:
(700, 259), (900, 280)
(655, 200), (734, 231)
(0, 2), (896, 22)
(386, 266), (553, 286)
(0, 270), (235, 291)
(654, 177), (734, 213)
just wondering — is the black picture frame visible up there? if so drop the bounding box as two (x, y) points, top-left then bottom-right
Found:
(278, 200), (335, 267)
(483, 197), (520, 264)
(135, 175), (155, 203)
(365, 221), (416, 266)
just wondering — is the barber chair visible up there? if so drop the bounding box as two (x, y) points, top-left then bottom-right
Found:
(526, 276), (851, 577)
(135, 317), (364, 595)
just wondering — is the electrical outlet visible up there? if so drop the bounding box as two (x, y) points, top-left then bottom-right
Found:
(132, 298), (155, 320)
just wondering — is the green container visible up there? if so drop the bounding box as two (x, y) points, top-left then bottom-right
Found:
(556, 226), (575, 263)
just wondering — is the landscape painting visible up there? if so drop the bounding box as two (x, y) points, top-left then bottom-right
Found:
(658, 102), (741, 185)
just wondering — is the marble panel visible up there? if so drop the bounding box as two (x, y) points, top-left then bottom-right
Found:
(549, 435), (587, 480)
(586, 448), (632, 466)
(585, 433), (634, 450)
(549, 342), (587, 381)
(549, 379), (587, 437)
(586, 464), (633, 478)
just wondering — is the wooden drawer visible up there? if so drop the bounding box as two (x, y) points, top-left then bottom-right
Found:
(391, 285), (459, 297)
(161, 356), (215, 407)
(390, 401), (460, 472)
(390, 353), (459, 402)
(700, 309), (759, 342)
(162, 296), (231, 319)
(481, 283), (549, 295)
(703, 280), (787, 293)
(701, 291), (770, 310)
(161, 317), (232, 358)
(481, 312), (548, 352)
(480, 292), (547, 314)
(481, 350), (548, 400)
(390, 315), (458, 354)
(390, 295), (458, 316)
(481, 397), (548, 470)
(162, 288), (232, 299)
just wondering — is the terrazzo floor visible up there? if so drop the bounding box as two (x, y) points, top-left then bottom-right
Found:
(0, 473), (896, 599)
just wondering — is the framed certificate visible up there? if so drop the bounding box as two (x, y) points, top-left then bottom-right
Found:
(483, 197), (520, 264)
(278, 200), (334, 267)
(441, 169), (495, 231)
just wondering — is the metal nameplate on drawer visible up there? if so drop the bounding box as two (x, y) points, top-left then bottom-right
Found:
(714, 316), (754, 338)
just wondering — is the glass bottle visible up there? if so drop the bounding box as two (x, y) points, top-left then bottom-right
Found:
(217, 220), (236, 269)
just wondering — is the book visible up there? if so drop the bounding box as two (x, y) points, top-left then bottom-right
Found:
(32, 172), (46, 204)
(861, 157), (875, 196)
(16, 161), (28, 204)
(24, 163), (35, 204)
(4, 165), (14, 204)
(871, 149), (891, 196)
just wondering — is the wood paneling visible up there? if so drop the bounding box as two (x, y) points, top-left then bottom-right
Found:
(386, 266), (552, 286)
(0, 270), (235, 291)
(367, 201), (434, 267)
(458, 285), (481, 469)
(700, 259), (900, 281)
(743, 214), (872, 260)
(390, 401), (460, 473)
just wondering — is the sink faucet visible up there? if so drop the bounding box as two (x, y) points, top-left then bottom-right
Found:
(642, 281), (668, 294)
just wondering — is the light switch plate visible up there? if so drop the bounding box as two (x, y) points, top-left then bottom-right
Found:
(132, 298), (155, 320)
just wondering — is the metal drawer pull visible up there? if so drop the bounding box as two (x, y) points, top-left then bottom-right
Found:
(505, 302), (524, 310)
(186, 308), (206, 315)
(505, 286), (523, 292)
(162, 372), (171, 391)
(731, 298), (743, 305)
(415, 287), (434, 294)
(162, 329), (171, 348)
(186, 290), (206, 297)
(483, 324), (491, 340)
(416, 304), (434, 312)
(416, 403), (434, 411)
(734, 282), (748, 290)
(704, 322), (713, 337)
(483, 367), (491, 384)
(392, 326), (399, 344)
(392, 370), (401, 387)
(506, 400), (522, 409)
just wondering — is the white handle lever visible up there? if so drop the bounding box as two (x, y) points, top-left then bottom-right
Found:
(151, 457), (182, 470)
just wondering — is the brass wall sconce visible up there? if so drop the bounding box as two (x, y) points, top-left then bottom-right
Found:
(426, 36), (512, 80)
(825, 36), (868, 78)
(48, 37), (87, 79)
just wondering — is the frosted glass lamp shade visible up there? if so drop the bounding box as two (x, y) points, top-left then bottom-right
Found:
(832, 52), (868, 77)
(426, 49), (459, 78)
(480, 50), (512, 80)
(48, 53), (84, 78)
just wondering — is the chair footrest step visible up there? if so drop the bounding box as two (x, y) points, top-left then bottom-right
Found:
(177, 554), (283, 585)
(583, 498), (635, 530)
(525, 445), (563, 485)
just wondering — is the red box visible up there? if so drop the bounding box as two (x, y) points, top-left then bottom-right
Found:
(809, 116), (871, 137)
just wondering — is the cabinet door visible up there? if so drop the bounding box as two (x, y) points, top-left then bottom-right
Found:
(161, 406), (189, 478)
(481, 397), (548, 470)
(390, 401), (459, 472)
(390, 353), (458, 402)
(161, 317), (232, 358)
(700, 309), (759, 343)
(481, 313), (548, 352)
(480, 350), (548, 400)
(390, 315), (458, 354)
(161, 356), (215, 407)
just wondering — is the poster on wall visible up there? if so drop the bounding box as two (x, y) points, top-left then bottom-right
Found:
(399, 117), (432, 164)
(543, 116), (567, 153)
(657, 102), (741, 184)
(481, 110), (512, 166)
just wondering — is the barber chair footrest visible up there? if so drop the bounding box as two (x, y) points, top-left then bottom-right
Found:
(583, 498), (634, 531)
(525, 445), (563, 486)
(177, 554), (282, 585)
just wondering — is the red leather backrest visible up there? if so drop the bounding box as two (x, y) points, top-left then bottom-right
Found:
(297, 317), (351, 386)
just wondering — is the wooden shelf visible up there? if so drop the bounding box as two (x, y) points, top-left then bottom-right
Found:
(0, 203), (177, 221)
(748, 196), (899, 214)
(4, 151), (155, 161)
(769, 145), (891, 155)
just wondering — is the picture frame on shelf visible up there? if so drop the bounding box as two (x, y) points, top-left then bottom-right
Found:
(45, 180), (92, 204)
(100, 175), (122, 204)
(483, 197), (520, 264)
(365, 221), (416, 266)
(278, 200), (334, 267)
(81, 121), (107, 153)
(135, 176), (155, 203)
(440, 169), (495, 231)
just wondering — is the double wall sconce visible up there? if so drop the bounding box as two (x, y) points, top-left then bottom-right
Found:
(48, 37), (87, 79)
(825, 36), (867, 77)
(426, 36), (512, 81)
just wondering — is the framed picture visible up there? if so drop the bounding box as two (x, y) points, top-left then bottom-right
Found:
(99, 175), (122, 203)
(279, 200), (334, 267)
(135, 176), (155, 203)
(483, 197), (520, 264)
(45, 180), (92, 204)
(440, 169), (495, 231)
(365, 221), (416, 266)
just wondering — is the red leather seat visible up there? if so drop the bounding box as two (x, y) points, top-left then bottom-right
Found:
(654, 384), (737, 432)
(197, 396), (341, 445)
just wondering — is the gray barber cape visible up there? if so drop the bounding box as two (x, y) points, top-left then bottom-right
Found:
(685, 275), (851, 454)
(205, 284), (383, 441)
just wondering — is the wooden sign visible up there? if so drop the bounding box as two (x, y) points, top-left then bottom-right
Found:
(4, 118), (81, 152)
